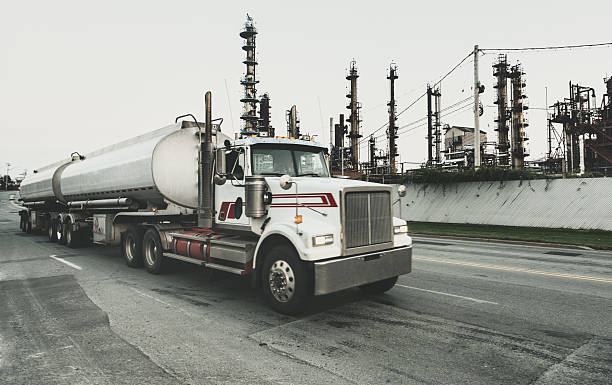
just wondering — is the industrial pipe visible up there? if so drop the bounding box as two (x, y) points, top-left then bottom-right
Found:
(67, 198), (133, 209)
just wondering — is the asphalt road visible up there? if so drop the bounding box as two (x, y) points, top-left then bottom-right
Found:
(1, 190), (611, 384)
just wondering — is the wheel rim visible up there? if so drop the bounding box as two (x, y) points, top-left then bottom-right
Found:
(144, 238), (157, 266)
(125, 236), (136, 261)
(48, 224), (53, 239)
(56, 224), (62, 241)
(66, 226), (72, 244)
(268, 259), (295, 303)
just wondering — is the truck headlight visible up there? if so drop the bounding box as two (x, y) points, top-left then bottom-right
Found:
(312, 234), (334, 247)
(393, 224), (408, 234)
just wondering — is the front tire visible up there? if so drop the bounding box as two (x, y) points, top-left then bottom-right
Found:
(122, 227), (144, 267)
(261, 246), (311, 315)
(358, 276), (398, 294)
(143, 229), (166, 274)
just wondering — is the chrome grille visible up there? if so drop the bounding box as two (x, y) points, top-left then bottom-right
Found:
(344, 191), (392, 249)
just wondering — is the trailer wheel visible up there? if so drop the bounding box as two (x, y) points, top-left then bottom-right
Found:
(48, 219), (58, 242)
(26, 216), (32, 233)
(57, 218), (67, 245)
(143, 228), (166, 274)
(65, 218), (80, 248)
(261, 246), (310, 315)
(358, 276), (398, 294)
(19, 214), (27, 232)
(122, 227), (144, 268)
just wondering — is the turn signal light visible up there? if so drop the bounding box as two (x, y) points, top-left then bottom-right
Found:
(294, 215), (302, 224)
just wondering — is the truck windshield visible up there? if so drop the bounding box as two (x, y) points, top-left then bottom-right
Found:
(251, 145), (329, 177)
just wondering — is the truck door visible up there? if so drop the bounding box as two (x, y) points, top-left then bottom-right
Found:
(215, 146), (249, 228)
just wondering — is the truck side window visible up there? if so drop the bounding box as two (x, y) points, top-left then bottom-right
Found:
(227, 148), (245, 181)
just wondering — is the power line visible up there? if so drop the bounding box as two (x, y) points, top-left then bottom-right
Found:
(361, 97), (475, 149)
(481, 42), (612, 52)
(357, 50), (474, 146)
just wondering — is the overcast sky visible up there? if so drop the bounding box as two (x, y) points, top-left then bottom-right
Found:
(1, 0), (611, 177)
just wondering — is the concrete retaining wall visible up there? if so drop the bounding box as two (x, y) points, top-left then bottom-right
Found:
(393, 178), (612, 231)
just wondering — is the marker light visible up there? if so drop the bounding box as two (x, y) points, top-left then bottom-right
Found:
(393, 224), (408, 234)
(312, 234), (334, 247)
(294, 215), (302, 224)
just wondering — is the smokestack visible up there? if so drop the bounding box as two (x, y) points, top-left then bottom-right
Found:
(199, 91), (214, 228)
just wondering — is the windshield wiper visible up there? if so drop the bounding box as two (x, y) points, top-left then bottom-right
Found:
(297, 173), (321, 177)
(260, 172), (286, 176)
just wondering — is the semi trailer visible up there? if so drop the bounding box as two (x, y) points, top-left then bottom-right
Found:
(18, 92), (412, 314)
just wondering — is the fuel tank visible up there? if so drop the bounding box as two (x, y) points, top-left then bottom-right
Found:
(20, 123), (228, 209)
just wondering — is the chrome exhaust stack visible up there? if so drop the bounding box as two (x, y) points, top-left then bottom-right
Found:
(198, 91), (214, 229)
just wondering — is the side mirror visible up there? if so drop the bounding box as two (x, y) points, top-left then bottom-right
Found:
(214, 174), (227, 185)
(279, 174), (293, 190)
(216, 148), (226, 175)
(398, 185), (407, 197)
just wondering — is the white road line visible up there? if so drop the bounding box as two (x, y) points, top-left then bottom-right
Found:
(396, 284), (499, 305)
(130, 288), (195, 317)
(49, 255), (82, 271)
(130, 288), (175, 307)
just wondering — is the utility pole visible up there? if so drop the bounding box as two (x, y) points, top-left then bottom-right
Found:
(473, 44), (481, 168)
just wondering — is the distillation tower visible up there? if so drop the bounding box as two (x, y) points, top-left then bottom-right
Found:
(509, 63), (529, 169)
(239, 15), (260, 136)
(493, 54), (510, 166)
(387, 64), (399, 173)
(346, 60), (362, 171)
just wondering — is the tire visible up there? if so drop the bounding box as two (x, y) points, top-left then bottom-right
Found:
(358, 276), (398, 294)
(65, 218), (80, 248)
(19, 214), (26, 232)
(57, 218), (67, 245)
(142, 228), (166, 274)
(26, 217), (32, 233)
(122, 226), (144, 268)
(48, 219), (58, 242)
(261, 246), (311, 315)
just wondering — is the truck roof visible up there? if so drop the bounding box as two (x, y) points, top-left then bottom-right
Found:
(232, 136), (327, 149)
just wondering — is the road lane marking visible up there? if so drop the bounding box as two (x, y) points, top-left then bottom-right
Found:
(49, 255), (82, 271)
(130, 288), (194, 317)
(396, 284), (499, 305)
(130, 288), (175, 307)
(414, 256), (612, 283)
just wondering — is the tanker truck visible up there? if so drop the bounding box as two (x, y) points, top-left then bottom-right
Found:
(18, 92), (412, 314)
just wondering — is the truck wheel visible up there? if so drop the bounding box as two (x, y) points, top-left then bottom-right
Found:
(20, 214), (26, 232)
(57, 219), (67, 245)
(26, 217), (32, 233)
(122, 227), (144, 268)
(48, 219), (58, 242)
(261, 246), (310, 315)
(358, 276), (398, 294)
(65, 219), (80, 248)
(142, 228), (166, 274)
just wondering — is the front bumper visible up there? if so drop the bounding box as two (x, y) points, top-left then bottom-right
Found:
(313, 245), (412, 296)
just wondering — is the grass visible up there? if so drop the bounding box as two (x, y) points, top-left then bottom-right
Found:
(407, 221), (612, 250)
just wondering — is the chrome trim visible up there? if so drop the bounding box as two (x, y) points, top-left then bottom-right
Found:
(340, 186), (394, 256)
(313, 245), (412, 296)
